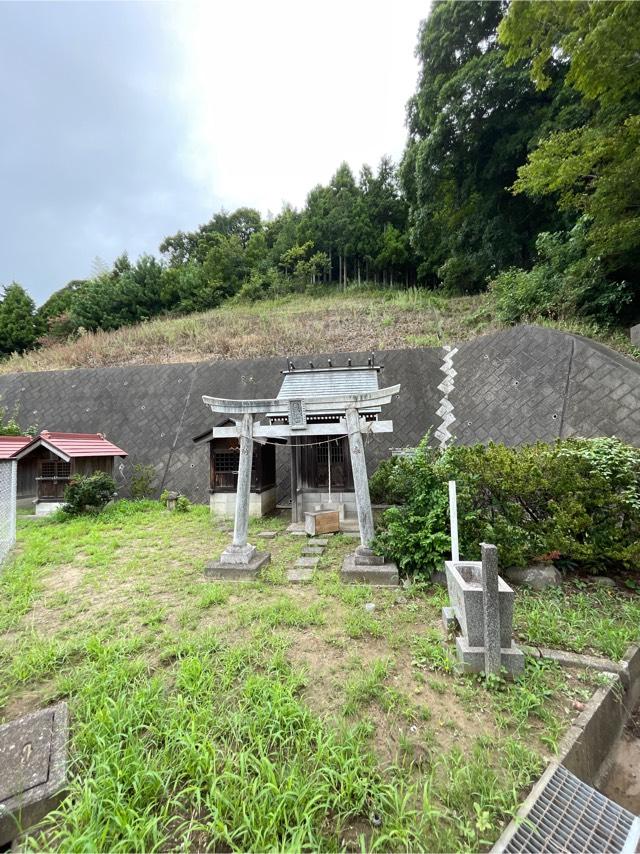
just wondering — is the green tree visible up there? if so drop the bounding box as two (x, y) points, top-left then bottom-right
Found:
(401, 0), (573, 291)
(500, 0), (640, 305)
(0, 283), (40, 355)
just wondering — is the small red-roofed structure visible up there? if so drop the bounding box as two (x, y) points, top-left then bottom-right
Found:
(0, 436), (31, 459)
(12, 431), (127, 514)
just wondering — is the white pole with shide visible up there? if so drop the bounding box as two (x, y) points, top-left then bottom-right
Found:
(448, 480), (459, 563)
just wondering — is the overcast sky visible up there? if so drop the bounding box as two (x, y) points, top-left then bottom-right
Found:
(0, 1), (428, 304)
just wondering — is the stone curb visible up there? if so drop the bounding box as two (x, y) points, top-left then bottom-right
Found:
(549, 643), (640, 785)
(523, 645), (626, 679)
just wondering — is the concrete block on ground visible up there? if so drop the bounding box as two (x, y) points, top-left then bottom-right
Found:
(302, 546), (324, 556)
(204, 551), (270, 581)
(295, 557), (319, 569)
(341, 554), (399, 587)
(308, 538), (329, 546)
(0, 702), (68, 847)
(257, 531), (278, 539)
(441, 605), (457, 635)
(455, 637), (525, 677)
(287, 566), (314, 583)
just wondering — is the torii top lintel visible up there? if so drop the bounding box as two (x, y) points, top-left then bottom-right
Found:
(202, 385), (401, 417)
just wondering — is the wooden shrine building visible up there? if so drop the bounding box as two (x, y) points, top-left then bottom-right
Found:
(193, 421), (278, 517)
(11, 431), (127, 515)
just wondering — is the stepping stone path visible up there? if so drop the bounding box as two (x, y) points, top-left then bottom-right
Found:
(258, 531), (278, 539)
(286, 535), (330, 583)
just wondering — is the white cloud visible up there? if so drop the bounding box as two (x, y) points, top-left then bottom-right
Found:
(168, 0), (428, 212)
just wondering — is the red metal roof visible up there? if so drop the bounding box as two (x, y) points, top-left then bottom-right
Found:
(15, 431), (128, 460)
(0, 436), (31, 459)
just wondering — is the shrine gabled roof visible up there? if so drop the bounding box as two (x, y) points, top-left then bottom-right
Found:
(11, 431), (127, 462)
(0, 436), (31, 459)
(276, 367), (381, 401)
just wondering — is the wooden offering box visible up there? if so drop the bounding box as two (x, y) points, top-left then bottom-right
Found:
(304, 510), (340, 536)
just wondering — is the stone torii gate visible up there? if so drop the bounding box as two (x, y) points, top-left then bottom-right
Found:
(202, 382), (401, 584)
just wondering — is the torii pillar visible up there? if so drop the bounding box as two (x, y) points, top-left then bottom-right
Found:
(204, 411), (270, 580)
(340, 405), (399, 587)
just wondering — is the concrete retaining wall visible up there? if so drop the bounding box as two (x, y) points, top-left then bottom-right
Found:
(0, 326), (637, 504)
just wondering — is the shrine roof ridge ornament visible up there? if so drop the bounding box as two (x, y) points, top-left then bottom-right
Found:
(282, 352), (383, 375)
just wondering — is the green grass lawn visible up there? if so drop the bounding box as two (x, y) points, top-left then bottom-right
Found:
(1, 502), (638, 851)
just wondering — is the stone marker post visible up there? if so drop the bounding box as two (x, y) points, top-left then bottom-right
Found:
(481, 543), (501, 674)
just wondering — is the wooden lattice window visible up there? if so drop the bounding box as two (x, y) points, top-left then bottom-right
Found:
(317, 440), (344, 465)
(214, 452), (239, 474)
(41, 460), (71, 480)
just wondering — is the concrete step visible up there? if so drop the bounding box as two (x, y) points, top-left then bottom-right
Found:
(287, 567), (314, 583)
(295, 556), (320, 568)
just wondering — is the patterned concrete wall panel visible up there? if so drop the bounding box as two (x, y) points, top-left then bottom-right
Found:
(0, 327), (637, 505)
(451, 326), (573, 446)
(0, 363), (198, 498)
(561, 336), (640, 443)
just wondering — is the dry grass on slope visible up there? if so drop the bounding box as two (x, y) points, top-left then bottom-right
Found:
(1, 288), (636, 375)
(0, 290), (497, 374)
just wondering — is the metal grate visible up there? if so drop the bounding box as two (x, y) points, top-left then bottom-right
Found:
(502, 764), (640, 854)
(0, 460), (17, 566)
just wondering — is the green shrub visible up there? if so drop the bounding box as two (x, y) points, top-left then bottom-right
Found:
(372, 440), (451, 576)
(175, 495), (191, 513)
(489, 218), (633, 325)
(373, 436), (640, 577)
(130, 463), (156, 500)
(63, 472), (117, 516)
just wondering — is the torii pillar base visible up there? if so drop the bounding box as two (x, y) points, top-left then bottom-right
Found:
(204, 545), (270, 582)
(341, 553), (399, 587)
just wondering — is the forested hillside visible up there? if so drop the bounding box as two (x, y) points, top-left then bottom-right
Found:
(1, 0), (638, 362)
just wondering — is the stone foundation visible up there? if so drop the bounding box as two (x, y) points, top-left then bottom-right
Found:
(209, 487), (277, 518)
(204, 550), (270, 581)
(341, 554), (399, 586)
(455, 636), (525, 677)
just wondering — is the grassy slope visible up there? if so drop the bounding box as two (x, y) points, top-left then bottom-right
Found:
(2, 288), (637, 375)
(2, 502), (636, 850)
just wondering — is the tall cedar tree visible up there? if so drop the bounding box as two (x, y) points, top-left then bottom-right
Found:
(0, 283), (39, 355)
(401, 0), (578, 292)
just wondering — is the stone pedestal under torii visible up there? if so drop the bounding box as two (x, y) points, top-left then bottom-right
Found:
(200, 358), (401, 585)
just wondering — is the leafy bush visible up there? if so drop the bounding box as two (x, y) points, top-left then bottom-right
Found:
(372, 436), (640, 577)
(372, 442), (451, 576)
(175, 495), (191, 513)
(63, 472), (117, 516)
(130, 463), (156, 500)
(489, 218), (634, 326)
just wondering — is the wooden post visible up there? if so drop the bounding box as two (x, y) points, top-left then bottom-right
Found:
(345, 406), (375, 549)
